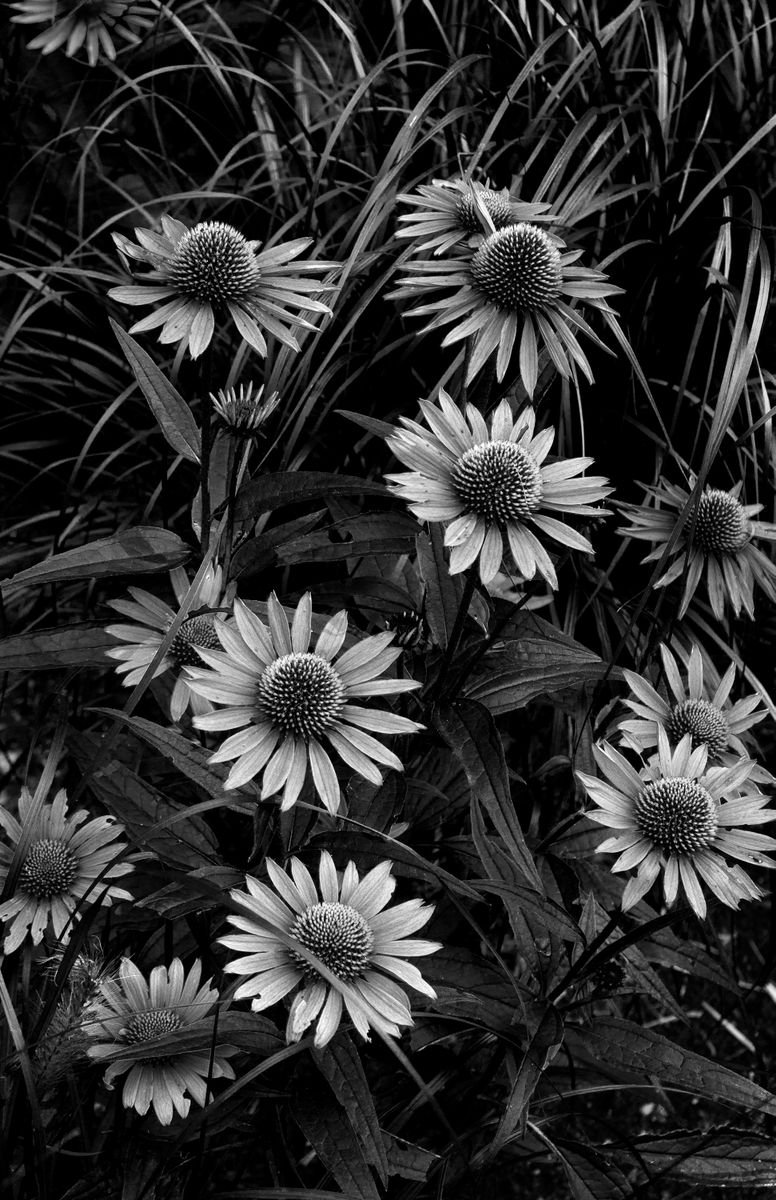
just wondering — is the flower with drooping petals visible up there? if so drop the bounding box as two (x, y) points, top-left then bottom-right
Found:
(389, 221), (620, 393)
(105, 563), (231, 722)
(577, 729), (776, 918)
(395, 178), (551, 256)
(617, 642), (771, 782)
(386, 391), (612, 586)
(10, 0), (157, 67)
(618, 478), (776, 621)
(221, 852), (440, 1048)
(0, 788), (132, 954)
(109, 216), (335, 359)
(86, 958), (236, 1124)
(186, 594), (423, 812)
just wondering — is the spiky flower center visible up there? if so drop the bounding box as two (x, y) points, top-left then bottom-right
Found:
(693, 490), (750, 555)
(635, 777), (718, 856)
(19, 839), (79, 898)
(451, 440), (543, 523)
(168, 222), (260, 305)
(455, 188), (515, 234)
(122, 1008), (183, 1044)
(667, 699), (730, 758)
(168, 615), (221, 667)
(258, 652), (345, 739)
(470, 222), (563, 312)
(290, 901), (374, 981)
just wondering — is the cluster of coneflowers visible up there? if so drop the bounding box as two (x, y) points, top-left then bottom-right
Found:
(3, 170), (776, 1128)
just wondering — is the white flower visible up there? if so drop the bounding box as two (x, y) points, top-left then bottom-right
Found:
(187, 594), (423, 813)
(86, 958), (235, 1124)
(222, 852), (440, 1048)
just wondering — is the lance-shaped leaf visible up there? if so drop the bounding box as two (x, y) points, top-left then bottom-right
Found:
(609, 1128), (776, 1186)
(293, 1072), (381, 1200)
(0, 624), (117, 670)
(111, 320), (201, 463)
(2, 528), (190, 593)
(233, 471), (389, 519)
(315, 1035), (389, 1184)
(434, 701), (543, 891)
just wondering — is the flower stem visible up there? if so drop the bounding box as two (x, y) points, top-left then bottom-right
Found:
(198, 350), (214, 556)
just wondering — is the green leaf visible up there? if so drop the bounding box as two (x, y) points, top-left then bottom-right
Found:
(551, 1141), (631, 1199)
(275, 512), (417, 564)
(566, 1017), (776, 1116)
(315, 1035), (389, 1184)
(2, 528), (191, 593)
(433, 701), (543, 891)
(470, 876), (583, 945)
(233, 472), (389, 520)
(293, 1073), (381, 1200)
(111, 319), (201, 463)
(463, 613), (616, 714)
(416, 527), (463, 648)
(0, 623), (116, 670)
(94, 1012), (280, 1065)
(611, 1128), (776, 1186)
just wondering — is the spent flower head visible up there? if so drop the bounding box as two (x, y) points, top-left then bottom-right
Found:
(577, 728), (776, 918)
(186, 594), (423, 812)
(0, 788), (132, 954)
(222, 851), (440, 1048)
(390, 220), (620, 393)
(619, 478), (776, 621)
(86, 958), (236, 1124)
(386, 391), (611, 586)
(395, 177), (551, 255)
(10, 0), (157, 66)
(109, 215), (335, 359)
(106, 562), (231, 722)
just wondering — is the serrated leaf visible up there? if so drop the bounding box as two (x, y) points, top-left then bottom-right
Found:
(2, 528), (191, 593)
(93, 1011), (279, 1065)
(471, 877), (583, 944)
(293, 1075), (381, 1200)
(566, 1017), (776, 1116)
(111, 320), (201, 463)
(434, 702), (543, 891)
(315, 1035), (389, 1184)
(233, 472), (388, 520)
(276, 512), (417, 564)
(135, 863), (245, 917)
(552, 1140), (631, 1199)
(464, 613), (616, 714)
(416, 527), (463, 648)
(610, 1127), (776, 1185)
(0, 623), (116, 670)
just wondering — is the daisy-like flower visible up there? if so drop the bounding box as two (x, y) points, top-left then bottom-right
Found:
(385, 390), (611, 587)
(186, 594), (423, 813)
(389, 221), (620, 392)
(10, 0), (156, 67)
(222, 852), (440, 1048)
(618, 478), (776, 621)
(577, 729), (776, 919)
(211, 381), (280, 439)
(105, 562), (231, 722)
(395, 178), (551, 256)
(618, 642), (770, 780)
(86, 958), (236, 1125)
(0, 788), (132, 954)
(109, 216), (335, 359)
